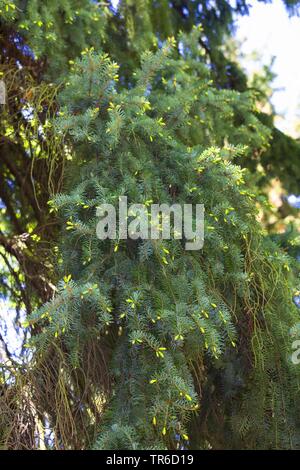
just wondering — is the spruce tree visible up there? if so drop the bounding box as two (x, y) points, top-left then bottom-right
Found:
(1, 0), (299, 321)
(1, 0), (300, 450)
(23, 32), (300, 449)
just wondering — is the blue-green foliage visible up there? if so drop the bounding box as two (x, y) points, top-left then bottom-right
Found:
(27, 31), (300, 449)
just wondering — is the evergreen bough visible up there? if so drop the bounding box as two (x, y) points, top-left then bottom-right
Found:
(22, 31), (300, 449)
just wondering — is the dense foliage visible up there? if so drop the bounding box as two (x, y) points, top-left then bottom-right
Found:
(0, 0), (300, 450)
